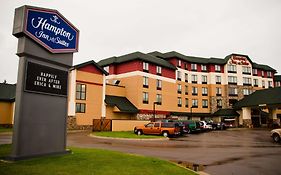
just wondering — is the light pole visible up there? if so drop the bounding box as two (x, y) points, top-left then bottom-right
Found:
(153, 102), (159, 122)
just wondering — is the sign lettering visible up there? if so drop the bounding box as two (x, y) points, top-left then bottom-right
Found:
(24, 7), (79, 53)
(230, 56), (250, 65)
(25, 62), (68, 96)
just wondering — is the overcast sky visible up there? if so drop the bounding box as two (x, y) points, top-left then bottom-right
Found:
(1, 0), (281, 83)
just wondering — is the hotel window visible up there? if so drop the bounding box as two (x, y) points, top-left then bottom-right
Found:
(202, 75), (207, 84)
(252, 68), (258, 75)
(143, 76), (149, 88)
(201, 65), (207, 72)
(202, 99), (208, 108)
(243, 77), (252, 86)
(156, 66), (162, 75)
(185, 73), (188, 82)
(143, 62), (149, 72)
(76, 84), (86, 100)
(267, 71), (272, 78)
(276, 81), (281, 87)
(156, 94), (162, 105)
(228, 76), (237, 84)
(192, 86), (198, 96)
(229, 87), (238, 96)
(261, 71), (264, 77)
(216, 76), (221, 84)
(268, 81), (273, 88)
(228, 64), (237, 73)
(217, 99), (222, 108)
(143, 92), (149, 104)
(76, 103), (86, 113)
(185, 98), (189, 108)
(262, 80), (265, 88)
(156, 79), (162, 90)
(177, 84), (182, 94)
(191, 74), (197, 83)
(184, 63), (188, 70)
(191, 63), (197, 71)
(177, 60), (181, 67)
(178, 97), (182, 107)
(202, 87), (208, 96)
(177, 71), (182, 81)
(192, 99), (198, 108)
(243, 88), (251, 96)
(185, 85), (188, 95)
(215, 65), (221, 72)
(242, 66), (251, 75)
(216, 87), (222, 96)
(253, 79), (258, 87)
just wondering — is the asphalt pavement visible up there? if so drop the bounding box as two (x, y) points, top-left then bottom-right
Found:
(1, 129), (281, 175)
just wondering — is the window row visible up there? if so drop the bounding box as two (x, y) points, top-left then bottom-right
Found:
(143, 62), (162, 75)
(177, 98), (209, 108)
(177, 60), (222, 72)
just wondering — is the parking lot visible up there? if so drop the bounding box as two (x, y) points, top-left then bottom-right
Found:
(1, 129), (281, 175)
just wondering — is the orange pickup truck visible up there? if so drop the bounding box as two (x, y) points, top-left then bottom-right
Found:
(134, 122), (181, 137)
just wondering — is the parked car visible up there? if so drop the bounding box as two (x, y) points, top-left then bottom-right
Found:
(199, 121), (212, 131)
(211, 122), (226, 130)
(134, 122), (181, 137)
(180, 120), (201, 133)
(270, 128), (281, 143)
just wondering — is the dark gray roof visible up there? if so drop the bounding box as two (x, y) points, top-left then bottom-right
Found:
(0, 83), (16, 102)
(234, 87), (281, 109)
(213, 108), (240, 117)
(274, 75), (281, 81)
(105, 95), (139, 113)
(72, 60), (109, 75)
(99, 51), (276, 72)
(98, 52), (176, 70)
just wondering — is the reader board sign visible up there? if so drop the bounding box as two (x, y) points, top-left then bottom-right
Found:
(25, 62), (68, 96)
(24, 7), (79, 53)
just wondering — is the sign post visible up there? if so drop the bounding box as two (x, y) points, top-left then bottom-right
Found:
(9, 5), (79, 160)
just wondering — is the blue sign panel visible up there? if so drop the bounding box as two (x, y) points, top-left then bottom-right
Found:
(24, 7), (79, 53)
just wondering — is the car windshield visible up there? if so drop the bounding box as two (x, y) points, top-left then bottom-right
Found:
(161, 122), (175, 128)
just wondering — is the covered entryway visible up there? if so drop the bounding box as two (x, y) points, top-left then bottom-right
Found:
(234, 87), (281, 128)
(212, 108), (240, 127)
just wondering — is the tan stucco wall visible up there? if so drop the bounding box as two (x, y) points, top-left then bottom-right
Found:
(112, 120), (150, 131)
(75, 71), (104, 125)
(106, 84), (126, 97)
(106, 106), (136, 120)
(0, 101), (14, 124)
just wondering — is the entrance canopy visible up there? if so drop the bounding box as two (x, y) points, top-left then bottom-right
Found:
(234, 87), (281, 109)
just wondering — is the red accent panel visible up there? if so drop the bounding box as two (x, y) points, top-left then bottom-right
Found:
(78, 65), (103, 75)
(169, 58), (178, 67)
(109, 65), (116, 74)
(115, 60), (142, 74)
(209, 65), (215, 72)
(150, 64), (157, 74)
(139, 109), (171, 115)
(197, 64), (202, 72)
(162, 68), (175, 79)
(221, 65), (224, 73)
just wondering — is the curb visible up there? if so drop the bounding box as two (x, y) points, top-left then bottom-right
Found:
(89, 134), (169, 141)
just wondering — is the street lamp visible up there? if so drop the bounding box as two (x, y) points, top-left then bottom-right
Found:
(190, 106), (194, 120)
(153, 102), (159, 122)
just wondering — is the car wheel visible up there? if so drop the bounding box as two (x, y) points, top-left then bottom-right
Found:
(272, 133), (280, 143)
(137, 130), (143, 136)
(162, 131), (169, 137)
(187, 129), (191, 134)
(134, 127), (137, 134)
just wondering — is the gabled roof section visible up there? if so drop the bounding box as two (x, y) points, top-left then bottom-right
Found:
(72, 60), (109, 75)
(213, 108), (240, 117)
(224, 53), (254, 64)
(105, 95), (139, 113)
(98, 52), (176, 70)
(147, 51), (165, 58)
(234, 87), (281, 109)
(0, 83), (16, 102)
(252, 62), (276, 72)
(274, 75), (281, 81)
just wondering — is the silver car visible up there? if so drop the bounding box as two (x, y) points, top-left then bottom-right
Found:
(270, 129), (281, 143)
